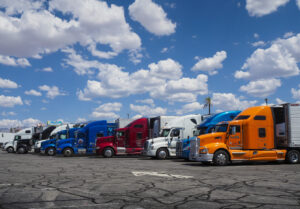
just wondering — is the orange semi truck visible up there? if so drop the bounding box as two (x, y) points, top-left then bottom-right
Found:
(190, 103), (300, 165)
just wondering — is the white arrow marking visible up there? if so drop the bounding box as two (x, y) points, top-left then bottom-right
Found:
(132, 171), (193, 179)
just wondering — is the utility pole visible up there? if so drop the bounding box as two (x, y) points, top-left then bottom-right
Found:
(265, 98), (268, 106)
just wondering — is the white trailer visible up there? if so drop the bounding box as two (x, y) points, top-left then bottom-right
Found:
(115, 118), (136, 129)
(0, 132), (15, 147)
(143, 115), (202, 159)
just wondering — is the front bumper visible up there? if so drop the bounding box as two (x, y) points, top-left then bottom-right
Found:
(142, 149), (156, 157)
(190, 153), (213, 162)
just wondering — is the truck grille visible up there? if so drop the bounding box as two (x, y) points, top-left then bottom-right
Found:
(176, 141), (182, 157)
(190, 138), (199, 159)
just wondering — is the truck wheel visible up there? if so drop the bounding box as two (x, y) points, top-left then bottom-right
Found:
(46, 147), (56, 156)
(213, 150), (229, 166)
(17, 147), (26, 154)
(286, 150), (300, 164)
(156, 148), (168, 160)
(63, 148), (73, 157)
(6, 147), (14, 153)
(103, 147), (114, 158)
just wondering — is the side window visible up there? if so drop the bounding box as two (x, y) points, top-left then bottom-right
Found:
(134, 124), (143, 128)
(258, 128), (266, 138)
(136, 132), (143, 140)
(96, 132), (104, 137)
(254, 115), (266, 120)
(25, 130), (31, 134)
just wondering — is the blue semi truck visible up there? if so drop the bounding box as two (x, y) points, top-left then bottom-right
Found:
(176, 110), (241, 160)
(40, 127), (80, 156)
(56, 120), (116, 157)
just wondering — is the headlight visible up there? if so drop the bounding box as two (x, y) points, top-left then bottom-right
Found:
(199, 146), (208, 154)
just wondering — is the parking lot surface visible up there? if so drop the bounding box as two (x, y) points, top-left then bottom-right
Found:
(0, 151), (300, 209)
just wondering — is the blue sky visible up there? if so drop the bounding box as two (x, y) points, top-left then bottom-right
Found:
(0, 0), (300, 128)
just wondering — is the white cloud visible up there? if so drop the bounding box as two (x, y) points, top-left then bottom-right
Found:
(41, 67), (53, 72)
(130, 104), (166, 117)
(296, 0), (300, 9)
(254, 33), (259, 39)
(251, 41), (266, 47)
(41, 107), (47, 111)
(0, 95), (23, 107)
(148, 58), (182, 80)
(235, 34), (300, 80)
(0, 77), (18, 88)
(76, 117), (87, 123)
(24, 99), (31, 106)
(129, 0), (176, 36)
(1, 111), (16, 116)
(240, 78), (282, 97)
(24, 89), (42, 96)
(276, 98), (286, 104)
(136, 99), (155, 107)
(132, 114), (143, 119)
(176, 102), (202, 115)
(245, 0), (290, 17)
(284, 32), (295, 38)
(161, 47), (168, 53)
(0, 0), (141, 61)
(191, 51), (227, 75)
(212, 93), (257, 111)
(90, 102), (122, 119)
(291, 86), (300, 100)
(0, 117), (40, 128)
(0, 55), (30, 67)
(39, 85), (66, 99)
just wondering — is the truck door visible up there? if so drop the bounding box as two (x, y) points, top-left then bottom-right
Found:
(76, 132), (86, 152)
(116, 131), (126, 147)
(169, 128), (181, 155)
(228, 125), (242, 149)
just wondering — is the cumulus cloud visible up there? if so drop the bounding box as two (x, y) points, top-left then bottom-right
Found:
(0, 118), (41, 128)
(251, 41), (266, 47)
(130, 104), (167, 117)
(0, 95), (23, 107)
(39, 85), (66, 99)
(240, 78), (282, 97)
(90, 102), (122, 119)
(291, 85), (300, 100)
(76, 117), (87, 123)
(129, 0), (176, 36)
(276, 98), (286, 104)
(0, 77), (18, 88)
(0, 0), (141, 61)
(0, 55), (30, 67)
(148, 58), (182, 80)
(41, 67), (53, 72)
(136, 99), (155, 107)
(191, 51), (227, 75)
(212, 93), (257, 112)
(297, 0), (300, 9)
(24, 89), (42, 96)
(245, 0), (290, 17)
(235, 34), (300, 80)
(1, 111), (16, 116)
(176, 102), (202, 115)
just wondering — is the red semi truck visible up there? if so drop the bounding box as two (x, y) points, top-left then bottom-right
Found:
(95, 118), (149, 157)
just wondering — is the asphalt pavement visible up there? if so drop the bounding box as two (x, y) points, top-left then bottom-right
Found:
(0, 151), (300, 209)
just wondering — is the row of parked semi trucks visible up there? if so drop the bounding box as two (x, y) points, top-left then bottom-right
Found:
(1, 103), (300, 165)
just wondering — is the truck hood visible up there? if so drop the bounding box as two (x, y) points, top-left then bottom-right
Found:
(150, 137), (167, 144)
(198, 132), (225, 145)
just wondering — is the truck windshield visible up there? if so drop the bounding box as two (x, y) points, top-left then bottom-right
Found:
(160, 129), (170, 137)
(214, 124), (228, 132)
(193, 127), (207, 136)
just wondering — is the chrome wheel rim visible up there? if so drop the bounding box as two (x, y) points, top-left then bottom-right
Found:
(65, 149), (71, 156)
(48, 149), (54, 156)
(105, 149), (112, 157)
(158, 150), (167, 159)
(290, 152), (298, 163)
(216, 153), (227, 165)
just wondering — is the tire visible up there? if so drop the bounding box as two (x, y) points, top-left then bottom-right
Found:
(156, 148), (168, 160)
(103, 147), (114, 158)
(6, 147), (14, 153)
(46, 147), (56, 156)
(63, 148), (73, 157)
(213, 150), (229, 166)
(17, 147), (26, 154)
(286, 150), (300, 164)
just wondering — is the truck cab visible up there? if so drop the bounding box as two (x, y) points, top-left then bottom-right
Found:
(96, 118), (149, 157)
(176, 111), (241, 160)
(190, 104), (300, 165)
(56, 120), (116, 157)
(40, 127), (79, 156)
(143, 115), (202, 159)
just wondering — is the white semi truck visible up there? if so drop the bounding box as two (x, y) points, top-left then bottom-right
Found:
(0, 132), (16, 148)
(143, 115), (202, 159)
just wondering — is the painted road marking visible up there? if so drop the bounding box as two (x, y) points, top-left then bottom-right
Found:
(132, 171), (193, 179)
